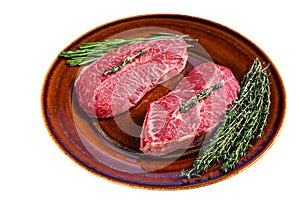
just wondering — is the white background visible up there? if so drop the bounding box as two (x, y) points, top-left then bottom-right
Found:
(0, 0), (298, 199)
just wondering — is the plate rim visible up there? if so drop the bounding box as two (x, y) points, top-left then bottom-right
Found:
(41, 13), (286, 190)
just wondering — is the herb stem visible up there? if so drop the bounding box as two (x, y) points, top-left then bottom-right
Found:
(179, 82), (223, 113)
(103, 48), (148, 75)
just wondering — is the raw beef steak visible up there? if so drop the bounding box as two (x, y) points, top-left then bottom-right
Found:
(140, 62), (240, 156)
(74, 39), (188, 118)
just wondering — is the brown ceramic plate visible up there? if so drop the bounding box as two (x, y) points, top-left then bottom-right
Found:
(41, 14), (286, 190)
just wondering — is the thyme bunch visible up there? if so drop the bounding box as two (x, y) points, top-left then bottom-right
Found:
(59, 33), (196, 66)
(181, 58), (271, 179)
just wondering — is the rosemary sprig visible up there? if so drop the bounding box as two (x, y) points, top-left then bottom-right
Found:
(59, 33), (197, 66)
(103, 48), (148, 75)
(181, 58), (271, 179)
(179, 82), (223, 113)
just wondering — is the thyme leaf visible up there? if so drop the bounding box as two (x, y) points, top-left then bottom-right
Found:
(181, 58), (271, 179)
(103, 48), (148, 75)
(179, 82), (223, 113)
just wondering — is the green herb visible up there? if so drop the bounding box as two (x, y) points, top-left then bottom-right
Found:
(181, 58), (271, 179)
(59, 33), (197, 66)
(179, 82), (223, 113)
(103, 48), (148, 75)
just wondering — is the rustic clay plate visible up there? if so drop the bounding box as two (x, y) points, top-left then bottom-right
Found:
(41, 14), (286, 189)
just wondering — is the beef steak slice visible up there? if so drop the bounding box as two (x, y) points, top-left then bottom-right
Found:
(140, 62), (240, 156)
(74, 39), (188, 118)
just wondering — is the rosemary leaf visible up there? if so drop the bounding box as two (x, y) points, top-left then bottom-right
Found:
(59, 33), (197, 66)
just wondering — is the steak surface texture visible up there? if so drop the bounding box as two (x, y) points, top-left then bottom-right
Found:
(140, 62), (240, 156)
(74, 39), (188, 118)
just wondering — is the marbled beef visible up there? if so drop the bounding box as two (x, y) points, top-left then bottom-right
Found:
(74, 39), (188, 118)
(140, 62), (240, 156)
